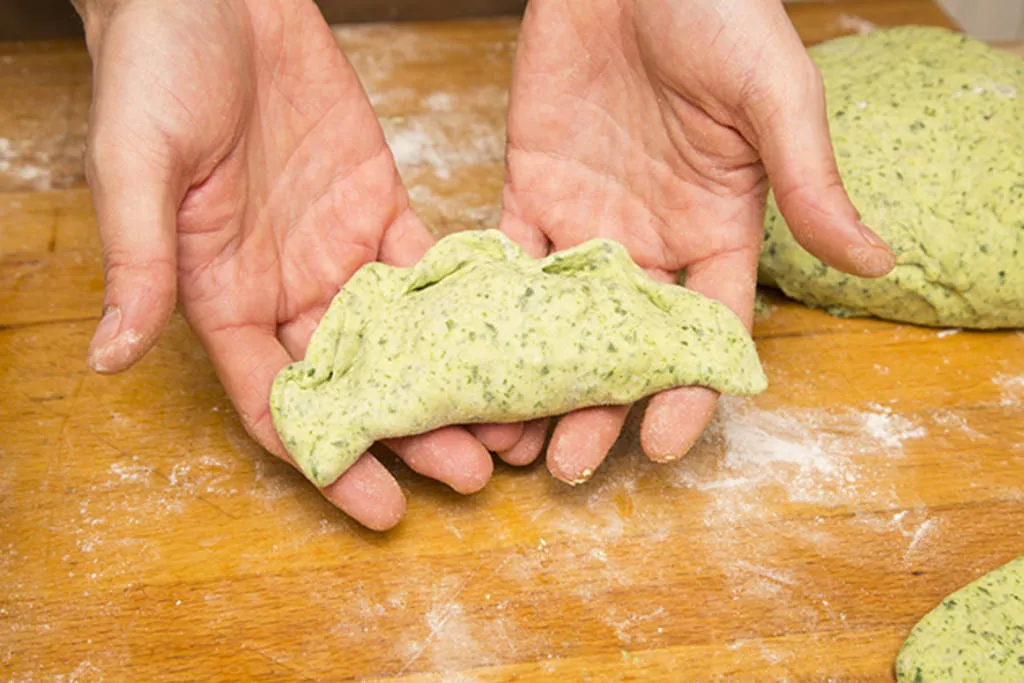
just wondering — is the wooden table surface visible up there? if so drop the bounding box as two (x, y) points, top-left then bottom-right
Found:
(3, 1), (1023, 680)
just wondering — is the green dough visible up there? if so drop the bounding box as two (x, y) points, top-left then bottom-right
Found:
(896, 557), (1024, 681)
(270, 230), (767, 487)
(759, 27), (1024, 329)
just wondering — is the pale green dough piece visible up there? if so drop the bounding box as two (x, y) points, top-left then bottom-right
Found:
(896, 557), (1024, 681)
(760, 27), (1024, 329)
(271, 230), (767, 487)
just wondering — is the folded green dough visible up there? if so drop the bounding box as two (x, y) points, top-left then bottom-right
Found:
(270, 230), (767, 487)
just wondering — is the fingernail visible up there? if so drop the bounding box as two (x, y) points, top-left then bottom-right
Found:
(88, 306), (122, 372)
(856, 221), (890, 250)
(562, 467), (594, 487)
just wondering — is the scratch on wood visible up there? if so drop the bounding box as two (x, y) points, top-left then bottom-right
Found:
(396, 552), (514, 676)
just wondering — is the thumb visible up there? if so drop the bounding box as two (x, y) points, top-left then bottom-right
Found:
(86, 134), (180, 374)
(749, 60), (895, 278)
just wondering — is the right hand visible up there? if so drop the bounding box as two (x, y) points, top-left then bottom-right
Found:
(74, 0), (518, 529)
(498, 0), (895, 483)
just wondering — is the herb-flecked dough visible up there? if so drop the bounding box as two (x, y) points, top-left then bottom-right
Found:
(270, 230), (767, 487)
(760, 27), (1024, 329)
(895, 557), (1024, 681)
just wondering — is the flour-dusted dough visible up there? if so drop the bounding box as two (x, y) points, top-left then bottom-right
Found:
(760, 27), (1024, 328)
(271, 230), (767, 487)
(896, 557), (1024, 681)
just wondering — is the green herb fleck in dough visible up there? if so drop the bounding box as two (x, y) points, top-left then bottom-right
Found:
(270, 230), (767, 487)
(760, 27), (1024, 329)
(895, 557), (1024, 681)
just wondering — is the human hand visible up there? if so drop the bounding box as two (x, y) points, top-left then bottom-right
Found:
(499, 0), (895, 483)
(76, 0), (513, 529)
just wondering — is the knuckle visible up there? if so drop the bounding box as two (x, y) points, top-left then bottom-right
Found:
(102, 243), (176, 285)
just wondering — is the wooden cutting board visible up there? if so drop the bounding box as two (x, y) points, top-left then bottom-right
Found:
(2, 2), (1022, 680)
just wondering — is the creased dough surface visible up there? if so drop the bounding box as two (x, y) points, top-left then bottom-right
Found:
(271, 230), (766, 486)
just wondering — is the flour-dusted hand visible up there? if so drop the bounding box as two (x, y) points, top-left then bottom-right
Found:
(74, 0), (506, 529)
(498, 0), (896, 483)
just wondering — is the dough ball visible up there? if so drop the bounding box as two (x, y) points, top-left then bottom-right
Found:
(760, 27), (1024, 329)
(896, 556), (1024, 681)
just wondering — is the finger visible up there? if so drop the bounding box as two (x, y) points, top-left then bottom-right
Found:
(642, 387), (718, 463)
(746, 60), (895, 278)
(683, 244), (761, 330)
(497, 418), (548, 466)
(642, 244), (759, 461)
(385, 427), (494, 495)
(320, 454), (407, 531)
(197, 321), (408, 529)
(644, 267), (678, 285)
(378, 203), (438, 267)
(277, 305), (329, 361)
(547, 405), (630, 485)
(85, 133), (181, 373)
(195, 322), (293, 451)
(469, 423), (525, 453)
(498, 210), (552, 258)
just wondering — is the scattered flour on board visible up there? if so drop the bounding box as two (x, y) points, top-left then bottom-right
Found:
(16, 394), (959, 678)
(497, 396), (937, 650)
(408, 184), (501, 230)
(931, 408), (986, 440)
(836, 14), (878, 35)
(382, 115), (505, 179)
(423, 91), (456, 112)
(994, 373), (1024, 407)
(0, 137), (54, 192)
(674, 396), (927, 510)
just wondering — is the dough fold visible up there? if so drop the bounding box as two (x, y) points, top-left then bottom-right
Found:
(271, 230), (766, 486)
(760, 27), (1024, 328)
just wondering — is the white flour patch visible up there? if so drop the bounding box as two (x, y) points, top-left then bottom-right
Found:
(502, 397), (933, 651)
(994, 373), (1024, 407)
(600, 606), (666, 645)
(383, 116), (504, 179)
(106, 459), (156, 486)
(673, 396), (926, 512)
(395, 569), (522, 678)
(0, 137), (54, 191)
(423, 91), (455, 112)
(837, 14), (878, 36)
(407, 184), (501, 231)
(0, 93), (87, 191)
(864, 404), (928, 449)
(368, 85), (417, 108)
(336, 28), (434, 90)
(904, 518), (938, 558)
(930, 409), (986, 439)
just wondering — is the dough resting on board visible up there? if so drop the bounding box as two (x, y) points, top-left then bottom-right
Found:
(759, 27), (1024, 329)
(271, 230), (766, 487)
(896, 556), (1024, 681)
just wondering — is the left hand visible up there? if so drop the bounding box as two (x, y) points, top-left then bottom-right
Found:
(498, 0), (895, 483)
(77, 0), (505, 529)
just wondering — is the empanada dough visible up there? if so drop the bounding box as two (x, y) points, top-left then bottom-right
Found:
(271, 230), (766, 486)
(896, 557), (1024, 681)
(760, 27), (1024, 328)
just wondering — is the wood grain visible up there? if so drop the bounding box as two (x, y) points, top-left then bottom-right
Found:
(3, 3), (1023, 681)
